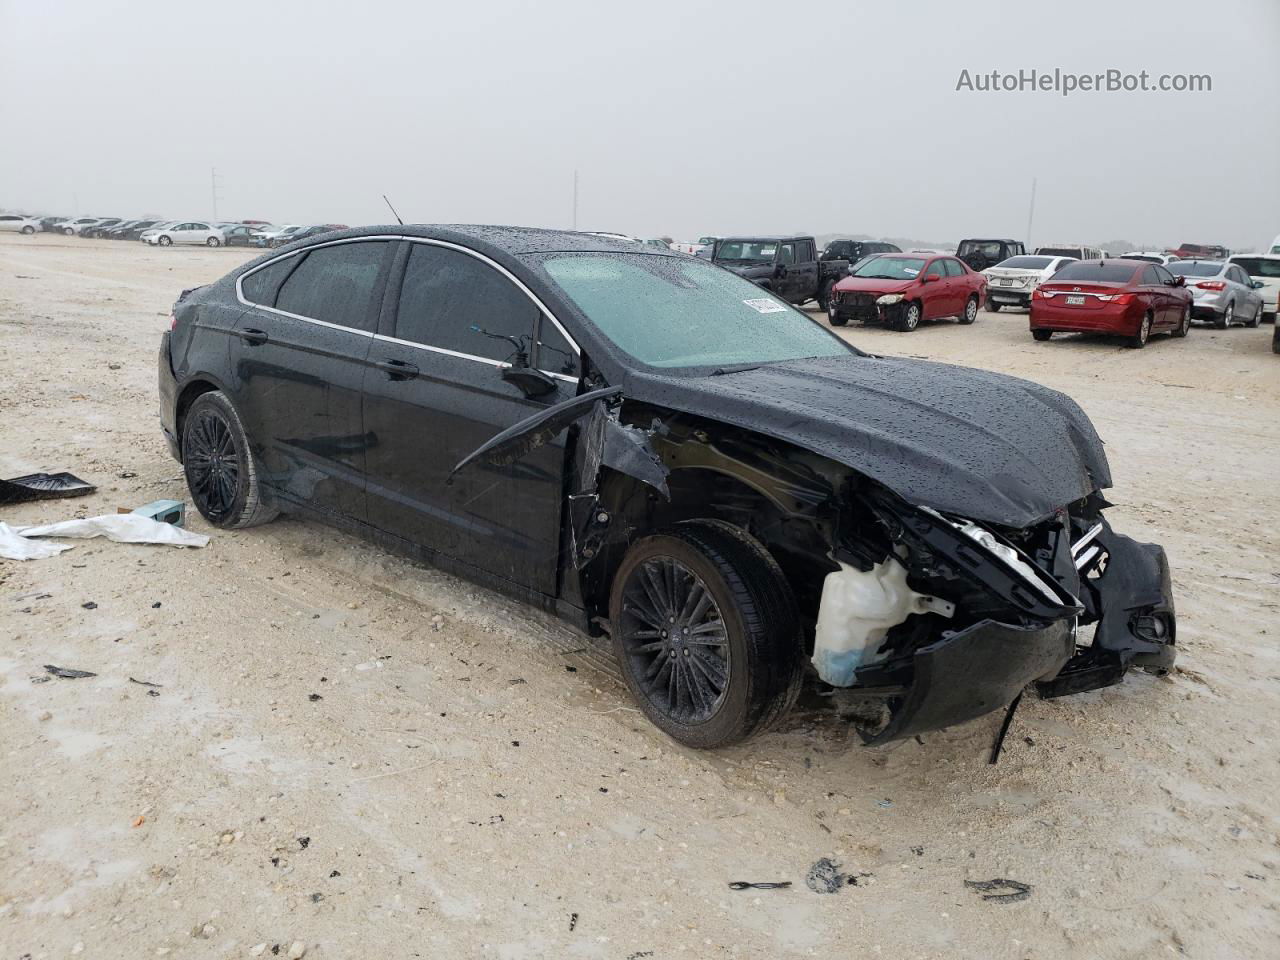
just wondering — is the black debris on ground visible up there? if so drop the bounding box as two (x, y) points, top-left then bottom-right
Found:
(43, 665), (97, 680)
(568, 912), (578, 932)
(81, 602), (98, 610)
(729, 881), (792, 891)
(297, 836), (310, 850)
(964, 878), (1033, 903)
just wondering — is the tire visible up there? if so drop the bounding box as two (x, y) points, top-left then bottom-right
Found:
(158, 235), (172, 246)
(959, 295), (978, 325)
(1215, 303), (1231, 329)
(1171, 304), (1190, 338)
(181, 391), (278, 529)
(1246, 304), (1261, 328)
(987, 301), (1002, 313)
(609, 519), (803, 749)
(63, 227), (75, 236)
(1032, 329), (1052, 341)
(206, 236), (221, 247)
(1127, 312), (1152, 349)
(895, 301), (921, 332)
(817, 280), (835, 312)
(21, 225), (34, 235)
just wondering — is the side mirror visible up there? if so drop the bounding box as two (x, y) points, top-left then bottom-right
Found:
(1252, 280), (1266, 289)
(502, 365), (557, 398)
(921, 273), (939, 283)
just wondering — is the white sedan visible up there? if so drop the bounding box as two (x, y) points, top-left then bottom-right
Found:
(0, 214), (41, 234)
(140, 221), (225, 247)
(981, 255), (1078, 311)
(54, 217), (106, 235)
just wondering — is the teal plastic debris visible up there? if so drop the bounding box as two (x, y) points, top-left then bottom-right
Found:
(130, 499), (185, 527)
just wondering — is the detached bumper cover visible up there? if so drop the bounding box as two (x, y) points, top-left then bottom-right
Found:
(864, 618), (1074, 745)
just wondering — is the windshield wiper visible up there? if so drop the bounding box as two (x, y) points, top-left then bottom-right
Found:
(710, 364), (760, 376)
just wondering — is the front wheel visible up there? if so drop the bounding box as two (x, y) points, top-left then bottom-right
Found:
(609, 520), (803, 749)
(206, 236), (221, 247)
(1128, 312), (1152, 349)
(987, 301), (1002, 313)
(63, 227), (75, 236)
(1246, 304), (1261, 328)
(817, 280), (835, 312)
(158, 235), (172, 246)
(895, 302), (921, 332)
(959, 295), (978, 325)
(1171, 304), (1190, 338)
(1032, 329), (1053, 341)
(21, 225), (34, 235)
(182, 391), (278, 529)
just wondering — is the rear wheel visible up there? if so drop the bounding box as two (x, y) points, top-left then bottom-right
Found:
(21, 225), (34, 235)
(609, 520), (803, 749)
(158, 235), (172, 246)
(63, 227), (75, 236)
(206, 236), (221, 247)
(182, 391), (278, 529)
(1215, 303), (1232, 329)
(1032, 329), (1053, 341)
(1128, 312), (1152, 349)
(959, 295), (978, 325)
(896, 301), (921, 332)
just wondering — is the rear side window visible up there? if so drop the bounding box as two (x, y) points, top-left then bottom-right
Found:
(240, 256), (298, 307)
(1051, 261), (1140, 283)
(275, 241), (389, 331)
(395, 242), (539, 363)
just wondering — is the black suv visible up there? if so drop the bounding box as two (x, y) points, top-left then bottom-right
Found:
(956, 238), (1026, 272)
(820, 239), (901, 265)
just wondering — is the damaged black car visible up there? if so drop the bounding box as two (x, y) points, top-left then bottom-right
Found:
(158, 226), (1175, 748)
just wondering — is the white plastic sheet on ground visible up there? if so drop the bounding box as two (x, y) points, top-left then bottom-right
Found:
(0, 514), (209, 561)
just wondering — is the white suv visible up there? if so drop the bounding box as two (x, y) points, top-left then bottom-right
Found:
(140, 221), (225, 247)
(1229, 254), (1280, 323)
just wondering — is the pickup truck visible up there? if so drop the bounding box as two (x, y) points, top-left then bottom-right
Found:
(711, 236), (848, 310)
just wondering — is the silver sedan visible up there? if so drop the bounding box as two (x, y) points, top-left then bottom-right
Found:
(1166, 260), (1266, 329)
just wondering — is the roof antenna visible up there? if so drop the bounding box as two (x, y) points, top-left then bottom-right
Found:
(382, 194), (404, 226)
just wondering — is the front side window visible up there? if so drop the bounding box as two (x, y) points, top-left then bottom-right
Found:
(535, 317), (580, 378)
(778, 243), (796, 265)
(274, 241), (389, 331)
(942, 259), (965, 277)
(715, 241), (777, 263)
(924, 260), (946, 279)
(1140, 266), (1160, 285)
(1153, 265), (1174, 284)
(533, 253), (851, 370)
(395, 243), (538, 364)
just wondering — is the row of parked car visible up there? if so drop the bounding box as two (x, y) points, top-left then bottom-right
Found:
(0, 214), (345, 249)
(668, 231), (1280, 352)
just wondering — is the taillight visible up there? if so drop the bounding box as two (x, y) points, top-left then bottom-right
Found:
(1095, 293), (1133, 304)
(169, 312), (177, 330)
(1033, 288), (1054, 300)
(1195, 280), (1225, 290)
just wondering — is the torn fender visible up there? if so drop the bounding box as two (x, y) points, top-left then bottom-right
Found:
(448, 386), (621, 482)
(448, 386), (670, 498)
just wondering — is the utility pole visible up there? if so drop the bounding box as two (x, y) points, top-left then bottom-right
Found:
(572, 169), (578, 231)
(211, 168), (222, 223)
(1025, 177), (1037, 248)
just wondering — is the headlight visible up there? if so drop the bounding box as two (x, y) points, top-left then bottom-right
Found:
(876, 293), (905, 305)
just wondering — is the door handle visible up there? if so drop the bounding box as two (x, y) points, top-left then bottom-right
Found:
(235, 327), (269, 345)
(375, 358), (419, 380)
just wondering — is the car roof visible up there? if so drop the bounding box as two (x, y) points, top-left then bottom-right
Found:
(286, 224), (682, 256)
(715, 235), (810, 244)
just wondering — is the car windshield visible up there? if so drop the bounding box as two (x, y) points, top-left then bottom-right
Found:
(996, 256), (1055, 270)
(1167, 261), (1223, 278)
(1231, 257), (1280, 278)
(850, 256), (925, 280)
(1050, 261), (1139, 283)
(534, 253), (853, 370)
(1121, 254), (1162, 264)
(714, 241), (776, 262)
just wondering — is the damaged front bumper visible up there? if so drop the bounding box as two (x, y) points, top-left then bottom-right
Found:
(826, 499), (1176, 744)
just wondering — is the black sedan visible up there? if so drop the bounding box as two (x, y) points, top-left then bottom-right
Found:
(158, 226), (1175, 749)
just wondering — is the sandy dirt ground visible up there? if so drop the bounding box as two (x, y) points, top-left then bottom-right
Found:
(1, 232), (1278, 960)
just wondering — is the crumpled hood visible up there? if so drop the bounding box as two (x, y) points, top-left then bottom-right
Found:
(834, 277), (915, 295)
(620, 354), (1111, 529)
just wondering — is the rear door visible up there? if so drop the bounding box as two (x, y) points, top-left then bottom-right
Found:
(774, 241), (798, 301)
(361, 239), (580, 595)
(229, 238), (395, 521)
(792, 239), (819, 302)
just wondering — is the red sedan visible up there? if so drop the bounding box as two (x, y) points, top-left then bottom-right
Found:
(1029, 259), (1192, 348)
(827, 253), (987, 332)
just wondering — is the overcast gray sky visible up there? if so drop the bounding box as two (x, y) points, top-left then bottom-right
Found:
(2, 0), (1277, 250)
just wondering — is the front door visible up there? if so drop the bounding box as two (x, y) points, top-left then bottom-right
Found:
(228, 239), (395, 521)
(920, 259), (948, 318)
(361, 239), (580, 595)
